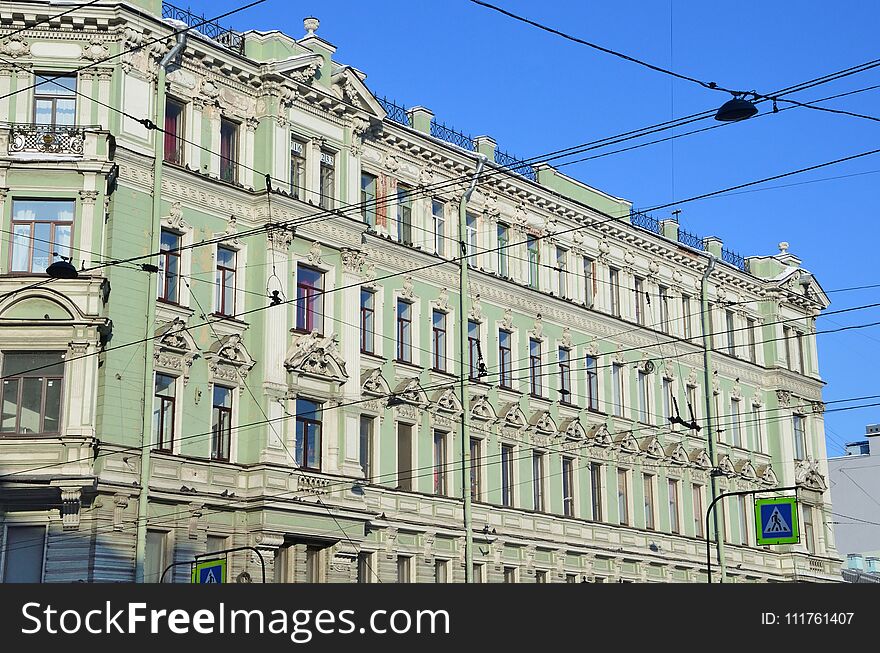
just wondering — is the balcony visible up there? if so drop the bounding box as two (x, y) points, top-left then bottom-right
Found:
(1, 123), (113, 160)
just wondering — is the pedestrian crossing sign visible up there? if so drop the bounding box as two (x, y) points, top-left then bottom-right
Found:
(755, 497), (799, 545)
(191, 558), (227, 584)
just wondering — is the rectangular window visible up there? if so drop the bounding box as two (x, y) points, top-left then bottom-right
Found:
(294, 398), (322, 470)
(687, 385), (698, 422)
(682, 294), (693, 339)
(535, 570), (547, 583)
(634, 276), (645, 325)
(796, 331), (806, 374)
(527, 236), (540, 289)
(158, 229), (180, 303)
(432, 200), (446, 255)
(214, 246), (236, 316)
(219, 118), (238, 183)
(1, 352), (64, 436)
(397, 300), (412, 363)
(360, 172), (377, 225)
(638, 370), (649, 424)
(433, 430), (448, 496)
(211, 386), (232, 461)
(617, 468), (629, 526)
(590, 462), (603, 522)
(533, 452), (545, 512)
(559, 347), (572, 404)
(164, 97), (185, 165)
(2, 525), (45, 582)
(206, 535), (228, 554)
(396, 184), (412, 244)
(783, 326), (793, 369)
(472, 563), (484, 583)
(585, 356), (598, 411)
(432, 310), (447, 372)
(643, 474), (655, 531)
(499, 330), (513, 389)
(497, 223), (510, 276)
(144, 530), (168, 583)
(612, 363), (624, 417)
(319, 150), (335, 209)
(397, 556), (412, 583)
(726, 310), (736, 356)
(468, 320), (481, 380)
(306, 546), (324, 583)
(730, 398), (742, 447)
(397, 423), (413, 491)
(152, 373), (175, 451)
(501, 444), (514, 507)
(793, 414), (806, 460)
(295, 265), (324, 333)
(356, 552), (374, 583)
(693, 484), (704, 538)
(753, 404), (765, 453)
(435, 559), (448, 583)
(360, 289), (375, 354)
(803, 506), (815, 553)
(566, 574), (578, 583)
(529, 338), (543, 397)
(470, 438), (482, 502)
(556, 247), (568, 298)
(659, 285), (670, 333)
(504, 567), (517, 584)
(359, 415), (374, 482)
(465, 212), (478, 266)
(291, 138), (307, 199)
(747, 318), (757, 363)
(34, 74), (76, 126)
(609, 267), (621, 316)
(562, 457), (575, 517)
(668, 479), (680, 534)
(738, 495), (749, 546)
(583, 257), (596, 306)
(11, 199), (74, 275)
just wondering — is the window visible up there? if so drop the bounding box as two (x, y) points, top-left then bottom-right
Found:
(397, 423), (413, 491)
(590, 462), (603, 522)
(793, 414), (806, 460)
(152, 373), (175, 451)
(397, 556), (412, 583)
(468, 320), (481, 380)
(291, 138), (307, 199)
(693, 484), (704, 538)
(687, 385), (698, 422)
(294, 398), (322, 470)
(747, 318), (757, 363)
(396, 184), (412, 244)
(527, 235), (540, 289)
(612, 363), (624, 417)
(556, 247), (568, 298)
(634, 276), (645, 325)
(783, 326), (793, 369)
(359, 415), (374, 481)
(662, 377), (673, 427)
(643, 474), (655, 531)
(206, 535), (228, 554)
(472, 563), (484, 583)
(562, 457), (575, 517)
(465, 212), (478, 265)
(535, 570), (547, 583)
(144, 530), (168, 583)
(397, 300), (412, 363)
(585, 356), (598, 411)
(164, 97), (185, 165)
(501, 444), (514, 507)
(497, 223), (510, 276)
(357, 552), (374, 583)
(433, 430), (448, 495)
(753, 404), (765, 453)
(432, 200), (446, 255)
(470, 438), (482, 502)
(361, 172), (377, 226)
(529, 338), (543, 397)
(34, 74), (76, 126)
(558, 347), (572, 403)
(306, 546), (325, 583)
(668, 479), (680, 534)
(432, 310), (447, 372)
(617, 468), (629, 525)
(682, 294), (693, 339)
(360, 289), (375, 354)
(583, 257), (596, 306)
(499, 330), (513, 389)
(11, 199), (74, 275)
(730, 398), (742, 447)
(802, 506), (815, 553)
(504, 567), (517, 583)
(1, 352), (63, 436)
(435, 559), (448, 583)
(319, 150), (335, 209)
(738, 495), (749, 546)
(609, 267), (621, 316)
(219, 118), (238, 183)
(532, 452), (545, 511)
(215, 246), (236, 316)
(726, 310), (736, 356)
(295, 265), (324, 333)
(796, 331), (806, 374)
(158, 229), (181, 303)
(637, 370), (649, 424)
(3, 525), (45, 582)
(210, 386), (232, 461)
(566, 574), (578, 584)
(659, 285), (670, 333)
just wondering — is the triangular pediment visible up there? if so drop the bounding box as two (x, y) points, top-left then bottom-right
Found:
(641, 436), (664, 459)
(362, 367), (391, 396)
(331, 65), (386, 119)
(690, 448), (713, 469)
(758, 464), (779, 486)
(615, 431), (639, 453)
(432, 387), (463, 414)
(531, 410), (558, 434)
(589, 424), (613, 446)
(560, 417), (587, 440)
(155, 317), (197, 354)
(775, 267), (830, 309)
(736, 460), (758, 481)
(795, 459), (828, 491)
(665, 442), (690, 466)
(717, 455), (736, 477)
(392, 377), (429, 406)
(500, 403), (528, 430)
(470, 394), (496, 421)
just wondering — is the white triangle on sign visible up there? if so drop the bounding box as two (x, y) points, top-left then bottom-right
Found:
(204, 568), (219, 583)
(764, 506), (792, 534)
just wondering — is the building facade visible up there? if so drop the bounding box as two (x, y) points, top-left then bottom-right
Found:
(0, 0), (840, 583)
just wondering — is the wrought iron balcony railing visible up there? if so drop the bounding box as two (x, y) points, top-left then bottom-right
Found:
(161, 2), (245, 54)
(630, 209), (661, 235)
(376, 96), (410, 126)
(494, 147), (536, 181)
(430, 120), (475, 151)
(9, 123), (85, 155)
(677, 227), (705, 251)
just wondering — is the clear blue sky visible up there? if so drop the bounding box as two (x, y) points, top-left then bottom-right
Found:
(198, 0), (880, 455)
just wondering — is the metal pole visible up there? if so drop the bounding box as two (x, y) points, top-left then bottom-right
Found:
(459, 155), (486, 583)
(700, 254), (727, 583)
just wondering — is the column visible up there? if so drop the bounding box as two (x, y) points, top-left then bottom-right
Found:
(483, 212), (498, 274)
(307, 137), (325, 203)
(207, 103), (220, 177)
(190, 97), (205, 171)
(0, 66), (12, 125)
(95, 68), (113, 130)
(63, 341), (96, 437)
(243, 116), (258, 189)
(15, 68), (30, 123)
(78, 186), (99, 267)
(78, 71), (95, 125)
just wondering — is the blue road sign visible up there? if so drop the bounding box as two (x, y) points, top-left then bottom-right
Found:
(755, 497), (799, 545)
(191, 558), (226, 584)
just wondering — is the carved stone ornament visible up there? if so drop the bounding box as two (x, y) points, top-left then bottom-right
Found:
(672, 269), (683, 286)
(623, 250), (636, 266)
(564, 418), (587, 440)
(485, 193), (500, 217)
(597, 239), (611, 262)
(400, 276), (415, 300)
(529, 313), (544, 340)
(206, 334), (255, 386)
(687, 367), (698, 387)
(512, 202), (528, 229)
(811, 400), (826, 415)
(776, 389), (792, 407)
(154, 318), (197, 385)
(648, 259), (660, 277)
(0, 37), (29, 58)
(60, 487), (82, 531)
(340, 248), (365, 275)
(361, 367), (391, 396)
(759, 465), (779, 486)
(717, 455), (736, 477)
(82, 37), (110, 61)
(690, 448), (713, 469)
(560, 327), (574, 349)
(218, 214), (240, 246)
(666, 442), (690, 466)
(469, 294), (483, 322)
(284, 331), (349, 383)
(200, 79), (220, 100)
(164, 202), (188, 231)
(383, 152), (400, 172)
(532, 411), (557, 434)
(737, 460), (758, 481)
(434, 287), (449, 312)
(590, 424), (614, 447)
(795, 458), (828, 491)
(616, 431), (640, 453)
(306, 240), (322, 265)
(433, 388), (462, 414)
(267, 226), (293, 251)
(586, 341), (599, 358)
(394, 377), (428, 406)
(502, 308), (514, 330)
(471, 395), (496, 421)
(419, 165), (434, 187)
(502, 403), (529, 429)
(642, 437), (664, 459)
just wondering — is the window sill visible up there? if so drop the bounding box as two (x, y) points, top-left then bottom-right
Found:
(560, 401), (579, 409)
(430, 368), (456, 378)
(361, 351), (386, 363)
(210, 312), (247, 325)
(394, 359), (421, 371)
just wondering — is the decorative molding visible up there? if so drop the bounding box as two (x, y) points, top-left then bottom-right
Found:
(285, 331), (348, 383)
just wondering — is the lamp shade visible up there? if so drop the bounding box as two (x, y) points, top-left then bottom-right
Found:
(715, 97), (758, 122)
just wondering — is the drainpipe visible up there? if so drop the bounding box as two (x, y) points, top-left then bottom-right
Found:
(135, 25), (187, 584)
(458, 154), (486, 582)
(700, 254), (727, 582)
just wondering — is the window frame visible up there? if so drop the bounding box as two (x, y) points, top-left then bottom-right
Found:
(433, 429), (448, 496)
(468, 320), (481, 380)
(10, 198), (75, 276)
(359, 415), (374, 482)
(501, 443), (515, 507)
(211, 384), (233, 462)
(498, 329), (513, 389)
(219, 117), (239, 184)
(295, 264), (324, 334)
(532, 451), (546, 512)
(1, 351), (65, 436)
(617, 468), (630, 526)
(396, 299), (413, 363)
(360, 288), (375, 355)
(153, 372), (176, 452)
(214, 245), (237, 316)
(360, 171), (377, 226)
(294, 397), (323, 471)
(33, 73), (77, 126)
(164, 97), (186, 165)
(643, 473), (655, 531)
(432, 200), (446, 256)
(319, 149), (336, 210)
(432, 309), (447, 372)
(529, 338), (543, 397)
(158, 228), (182, 304)
(396, 183), (413, 244)
(558, 347), (573, 404)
